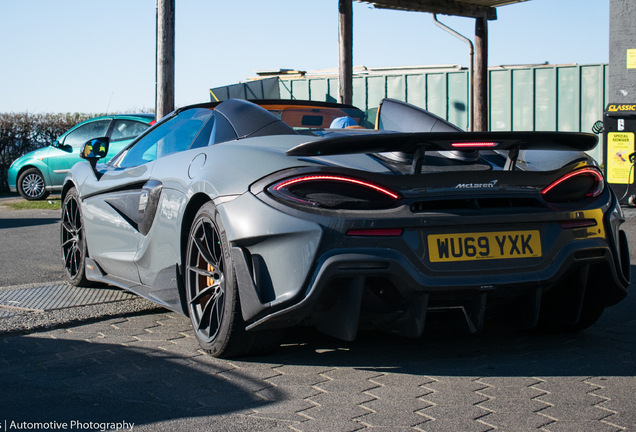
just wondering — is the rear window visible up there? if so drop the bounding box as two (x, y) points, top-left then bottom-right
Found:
(265, 106), (372, 130)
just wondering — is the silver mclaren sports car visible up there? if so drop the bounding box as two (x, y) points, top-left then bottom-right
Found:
(61, 98), (630, 357)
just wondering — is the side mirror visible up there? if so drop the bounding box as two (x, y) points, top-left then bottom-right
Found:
(80, 137), (110, 179)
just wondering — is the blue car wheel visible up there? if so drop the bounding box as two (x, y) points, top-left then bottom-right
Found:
(18, 168), (50, 201)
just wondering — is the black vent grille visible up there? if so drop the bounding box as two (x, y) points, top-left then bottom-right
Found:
(410, 197), (544, 213)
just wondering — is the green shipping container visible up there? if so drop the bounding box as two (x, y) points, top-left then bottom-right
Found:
(210, 64), (608, 162)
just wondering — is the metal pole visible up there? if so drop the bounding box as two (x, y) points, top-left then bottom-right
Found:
(338, 0), (353, 105)
(474, 16), (488, 132)
(156, 0), (175, 120)
(432, 14), (473, 131)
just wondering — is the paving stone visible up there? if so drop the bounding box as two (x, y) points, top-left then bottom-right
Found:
(265, 373), (331, 387)
(251, 399), (317, 421)
(3, 273), (636, 432)
(306, 391), (375, 407)
(358, 404), (429, 427)
(417, 405), (490, 423)
(133, 332), (190, 342)
(256, 385), (322, 401)
(542, 420), (622, 432)
(367, 383), (434, 400)
(288, 418), (364, 432)
(219, 369), (282, 391)
(479, 412), (553, 430)
(478, 396), (548, 413)
(300, 404), (370, 421)
(415, 416), (493, 432)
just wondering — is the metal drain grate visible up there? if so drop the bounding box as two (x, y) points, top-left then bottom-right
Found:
(0, 284), (137, 318)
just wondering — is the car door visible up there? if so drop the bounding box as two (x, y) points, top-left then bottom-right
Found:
(81, 108), (214, 285)
(48, 119), (112, 187)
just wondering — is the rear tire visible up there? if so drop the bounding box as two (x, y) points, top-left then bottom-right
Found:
(185, 202), (281, 358)
(18, 168), (50, 201)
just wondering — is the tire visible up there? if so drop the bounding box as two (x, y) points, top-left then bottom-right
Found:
(185, 202), (281, 358)
(18, 168), (50, 201)
(61, 187), (92, 287)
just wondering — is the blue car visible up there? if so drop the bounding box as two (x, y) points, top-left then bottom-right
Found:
(8, 114), (154, 200)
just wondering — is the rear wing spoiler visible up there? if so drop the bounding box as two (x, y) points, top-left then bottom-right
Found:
(286, 131), (598, 173)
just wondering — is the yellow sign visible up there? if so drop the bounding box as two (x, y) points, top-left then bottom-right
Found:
(608, 104), (636, 112)
(607, 132), (635, 184)
(628, 49), (636, 69)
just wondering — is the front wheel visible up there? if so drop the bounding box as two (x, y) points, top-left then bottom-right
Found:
(185, 202), (281, 358)
(61, 187), (91, 286)
(18, 168), (50, 201)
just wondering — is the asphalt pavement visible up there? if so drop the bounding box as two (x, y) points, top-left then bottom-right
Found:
(1, 199), (635, 432)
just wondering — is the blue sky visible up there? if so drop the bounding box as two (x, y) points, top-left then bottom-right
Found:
(0, 0), (609, 114)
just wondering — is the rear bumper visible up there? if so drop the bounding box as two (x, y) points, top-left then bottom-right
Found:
(246, 236), (627, 331)
(243, 196), (629, 337)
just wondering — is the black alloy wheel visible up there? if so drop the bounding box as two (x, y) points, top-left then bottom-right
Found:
(187, 212), (227, 344)
(61, 187), (91, 286)
(185, 202), (282, 358)
(18, 168), (50, 200)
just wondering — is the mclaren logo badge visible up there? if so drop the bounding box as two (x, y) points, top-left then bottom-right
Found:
(455, 180), (498, 189)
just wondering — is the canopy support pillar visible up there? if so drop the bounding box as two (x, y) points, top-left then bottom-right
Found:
(338, 0), (353, 105)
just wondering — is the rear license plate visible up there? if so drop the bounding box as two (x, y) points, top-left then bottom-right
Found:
(427, 230), (541, 263)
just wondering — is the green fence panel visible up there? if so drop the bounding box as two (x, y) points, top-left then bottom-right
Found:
(448, 72), (468, 130)
(426, 74), (447, 120)
(534, 67), (557, 131)
(309, 79), (328, 102)
(580, 65), (604, 132)
(327, 78), (338, 103)
(352, 77), (367, 116)
(489, 69), (512, 131)
(387, 75), (406, 101)
(228, 63), (608, 161)
(278, 80), (293, 99)
(580, 65), (605, 162)
(367, 76), (385, 122)
(406, 74), (426, 110)
(512, 69), (534, 131)
(557, 67), (579, 132)
(292, 80), (310, 100)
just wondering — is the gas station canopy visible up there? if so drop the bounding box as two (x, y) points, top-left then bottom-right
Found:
(355, 0), (530, 19)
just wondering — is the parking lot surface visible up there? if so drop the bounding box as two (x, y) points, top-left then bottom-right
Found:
(1, 203), (635, 431)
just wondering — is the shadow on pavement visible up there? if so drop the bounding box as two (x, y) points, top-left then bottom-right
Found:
(0, 336), (282, 427)
(0, 217), (59, 229)
(1, 269), (633, 429)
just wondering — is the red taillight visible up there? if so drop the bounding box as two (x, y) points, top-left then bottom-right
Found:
(542, 168), (604, 203)
(346, 228), (403, 236)
(149, 120), (156, 126)
(451, 142), (498, 148)
(272, 175), (400, 200)
(268, 174), (401, 210)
